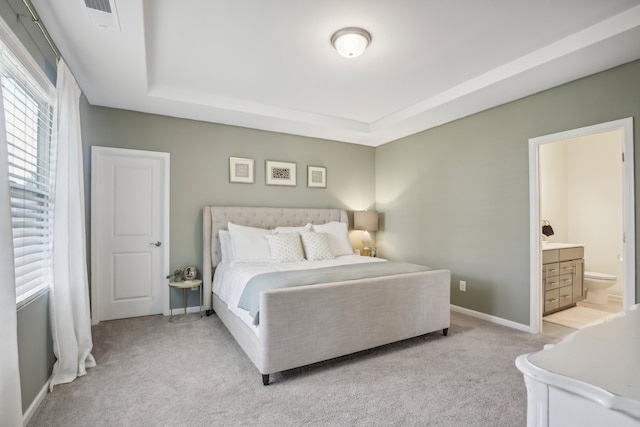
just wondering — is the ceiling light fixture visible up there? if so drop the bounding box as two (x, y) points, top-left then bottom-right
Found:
(331, 27), (371, 58)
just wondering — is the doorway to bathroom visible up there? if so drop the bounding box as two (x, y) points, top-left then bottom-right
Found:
(528, 118), (635, 334)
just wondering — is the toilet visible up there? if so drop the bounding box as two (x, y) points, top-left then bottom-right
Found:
(583, 271), (616, 304)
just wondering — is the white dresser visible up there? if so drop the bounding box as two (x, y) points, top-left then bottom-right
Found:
(516, 305), (640, 426)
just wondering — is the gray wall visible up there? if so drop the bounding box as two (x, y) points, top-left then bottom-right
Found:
(0, 0), (57, 416)
(79, 103), (377, 307)
(376, 60), (640, 325)
(16, 292), (55, 414)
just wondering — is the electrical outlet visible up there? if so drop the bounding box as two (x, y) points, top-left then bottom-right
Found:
(459, 280), (466, 292)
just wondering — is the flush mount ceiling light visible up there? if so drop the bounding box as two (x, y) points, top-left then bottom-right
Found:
(331, 27), (371, 58)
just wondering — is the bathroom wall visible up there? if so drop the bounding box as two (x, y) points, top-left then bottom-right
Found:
(540, 130), (624, 299)
(539, 142), (569, 242)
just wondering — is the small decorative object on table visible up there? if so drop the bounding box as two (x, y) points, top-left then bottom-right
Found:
(370, 247), (377, 257)
(183, 265), (198, 281)
(166, 269), (183, 282)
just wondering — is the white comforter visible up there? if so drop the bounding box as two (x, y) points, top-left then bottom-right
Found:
(213, 255), (386, 335)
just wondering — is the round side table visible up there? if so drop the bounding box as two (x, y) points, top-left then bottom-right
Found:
(168, 279), (202, 322)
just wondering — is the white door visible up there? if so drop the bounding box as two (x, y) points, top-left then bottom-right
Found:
(91, 146), (170, 323)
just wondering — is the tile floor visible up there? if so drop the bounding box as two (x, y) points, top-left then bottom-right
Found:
(542, 299), (623, 339)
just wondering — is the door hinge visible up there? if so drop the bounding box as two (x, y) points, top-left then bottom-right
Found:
(622, 152), (625, 162)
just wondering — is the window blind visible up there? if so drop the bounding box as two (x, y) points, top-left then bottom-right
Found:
(0, 39), (56, 307)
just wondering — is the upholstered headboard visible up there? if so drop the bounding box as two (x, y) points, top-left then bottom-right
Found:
(202, 206), (348, 311)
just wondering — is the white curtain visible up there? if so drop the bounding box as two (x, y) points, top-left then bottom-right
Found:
(0, 78), (24, 425)
(50, 60), (95, 389)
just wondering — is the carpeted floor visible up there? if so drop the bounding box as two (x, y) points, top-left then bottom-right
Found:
(28, 311), (558, 427)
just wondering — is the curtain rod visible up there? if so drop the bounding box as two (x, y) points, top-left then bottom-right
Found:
(20, 0), (61, 60)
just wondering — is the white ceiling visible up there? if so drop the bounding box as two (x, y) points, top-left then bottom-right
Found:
(31, 0), (640, 147)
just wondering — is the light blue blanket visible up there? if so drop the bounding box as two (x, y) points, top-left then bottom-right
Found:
(237, 261), (432, 325)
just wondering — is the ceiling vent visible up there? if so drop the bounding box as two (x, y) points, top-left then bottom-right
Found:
(84, 0), (121, 31)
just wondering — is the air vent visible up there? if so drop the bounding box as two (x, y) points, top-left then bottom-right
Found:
(84, 0), (111, 13)
(84, 0), (121, 31)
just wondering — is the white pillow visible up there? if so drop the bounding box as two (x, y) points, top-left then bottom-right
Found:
(265, 233), (305, 263)
(300, 231), (334, 261)
(274, 223), (312, 234)
(218, 230), (233, 262)
(227, 222), (272, 263)
(312, 221), (353, 256)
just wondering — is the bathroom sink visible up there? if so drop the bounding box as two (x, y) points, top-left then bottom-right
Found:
(541, 242), (585, 250)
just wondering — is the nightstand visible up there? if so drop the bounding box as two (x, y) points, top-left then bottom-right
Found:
(168, 279), (202, 322)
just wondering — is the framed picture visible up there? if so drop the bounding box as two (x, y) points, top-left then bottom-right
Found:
(229, 157), (255, 183)
(182, 265), (198, 281)
(266, 160), (297, 186)
(307, 165), (327, 188)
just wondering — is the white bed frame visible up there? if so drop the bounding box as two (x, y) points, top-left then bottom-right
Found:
(203, 206), (451, 385)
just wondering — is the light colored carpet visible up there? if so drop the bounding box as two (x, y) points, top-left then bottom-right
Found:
(28, 311), (556, 427)
(543, 306), (616, 330)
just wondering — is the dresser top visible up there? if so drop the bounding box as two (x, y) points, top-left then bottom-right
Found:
(529, 306), (640, 401)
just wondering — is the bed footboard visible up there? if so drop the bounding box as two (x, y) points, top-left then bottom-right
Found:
(256, 269), (450, 380)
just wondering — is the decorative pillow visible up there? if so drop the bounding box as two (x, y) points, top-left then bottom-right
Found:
(227, 222), (272, 263)
(300, 231), (334, 261)
(274, 223), (312, 234)
(312, 221), (353, 256)
(265, 233), (305, 263)
(218, 230), (233, 262)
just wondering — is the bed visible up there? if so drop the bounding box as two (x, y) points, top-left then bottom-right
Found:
(203, 206), (451, 385)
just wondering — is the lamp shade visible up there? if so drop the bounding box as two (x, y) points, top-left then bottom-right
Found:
(354, 210), (378, 231)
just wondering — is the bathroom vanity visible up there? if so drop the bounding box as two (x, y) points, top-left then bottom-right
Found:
(516, 305), (640, 426)
(542, 243), (584, 315)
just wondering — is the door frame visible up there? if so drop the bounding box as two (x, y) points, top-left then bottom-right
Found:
(528, 118), (635, 334)
(90, 146), (170, 324)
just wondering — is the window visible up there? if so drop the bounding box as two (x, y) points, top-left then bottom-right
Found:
(0, 35), (56, 307)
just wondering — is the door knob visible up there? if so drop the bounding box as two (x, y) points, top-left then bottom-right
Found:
(150, 241), (162, 247)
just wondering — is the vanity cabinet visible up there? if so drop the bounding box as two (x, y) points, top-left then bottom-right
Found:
(542, 246), (584, 315)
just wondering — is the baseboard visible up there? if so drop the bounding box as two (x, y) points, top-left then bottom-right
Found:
(22, 375), (51, 426)
(450, 305), (531, 333)
(167, 305), (203, 316)
(608, 294), (623, 303)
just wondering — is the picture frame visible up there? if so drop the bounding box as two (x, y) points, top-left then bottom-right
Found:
(265, 160), (297, 186)
(307, 165), (327, 188)
(229, 157), (255, 183)
(182, 265), (198, 281)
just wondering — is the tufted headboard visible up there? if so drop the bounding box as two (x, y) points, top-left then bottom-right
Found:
(202, 206), (348, 311)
